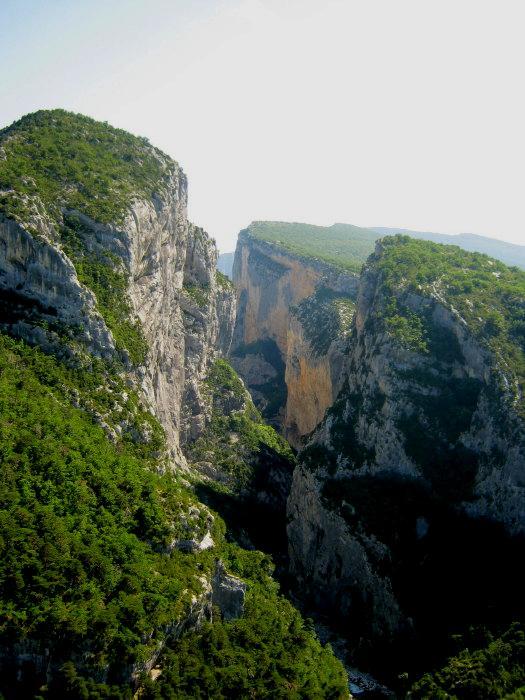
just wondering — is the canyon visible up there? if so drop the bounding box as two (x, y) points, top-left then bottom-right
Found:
(231, 227), (359, 444)
(231, 221), (525, 685)
(1, 110), (524, 698)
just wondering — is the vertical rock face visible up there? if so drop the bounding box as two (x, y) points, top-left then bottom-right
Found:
(287, 240), (525, 644)
(231, 229), (358, 444)
(0, 147), (235, 464)
(128, 200), (236, 458)
(212, 560), (247, 621)
(0, 214), (115, 356)
(284, 287), (356, 444)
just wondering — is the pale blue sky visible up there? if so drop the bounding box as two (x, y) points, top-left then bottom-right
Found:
(1, 0), (524, 251)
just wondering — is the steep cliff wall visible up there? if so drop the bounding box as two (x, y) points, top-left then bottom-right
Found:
(0, 123), (235, 462)
(232, 228), (358, 443)
(287, 236), (525, 654)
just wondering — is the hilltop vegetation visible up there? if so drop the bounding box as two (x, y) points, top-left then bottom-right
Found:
(372, 227), (525, 271)
(0, 109), (174, 231)
(241, 221), (525, 275)
(376, 236), (525, 412)
(245, 221), (377, 272)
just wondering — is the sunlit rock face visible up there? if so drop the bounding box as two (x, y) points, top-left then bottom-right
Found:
(0, 161), (235, 464)
(231, 229), (358, 444)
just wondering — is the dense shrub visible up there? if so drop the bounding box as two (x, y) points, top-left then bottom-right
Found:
(0, 109), (173, 228)
(411, 624), (525, 699)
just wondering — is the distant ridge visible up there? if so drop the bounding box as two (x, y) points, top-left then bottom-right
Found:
(370, 227), (525, 270)
(236, 221), (525, 271)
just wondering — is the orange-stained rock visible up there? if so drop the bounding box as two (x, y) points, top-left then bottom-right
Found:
(231, 230), (358, 442)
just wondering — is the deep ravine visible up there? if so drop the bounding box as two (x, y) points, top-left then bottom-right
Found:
(230, 221), (525, 695)
(1, 111), (524, 699)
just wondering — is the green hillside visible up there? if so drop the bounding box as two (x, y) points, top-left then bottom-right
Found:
(376, 236), (525, 413)
(0, 334), (347, 698)
(242, 221), (525, 273)
(0, 109), (175, 232)
(245, 221), (378, 272)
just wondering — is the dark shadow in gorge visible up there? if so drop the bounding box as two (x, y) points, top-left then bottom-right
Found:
(315, 473), (525, 692)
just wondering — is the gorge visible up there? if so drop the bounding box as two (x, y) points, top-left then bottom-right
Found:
(230, 220), (525, 695)
(0, 110), (524, 699)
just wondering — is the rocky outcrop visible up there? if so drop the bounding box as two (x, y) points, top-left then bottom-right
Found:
(180, 223), (236, 444)
(287, 241), (525, 645)
(231, 229), (358, 444)
(212, 560), (247, 621)
(0, 213), (115, 356)
(0, 171), (235, 464)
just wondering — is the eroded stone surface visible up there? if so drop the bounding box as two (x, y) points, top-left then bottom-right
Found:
(212, 560), (247, 621)
(231, 230), (358, 444)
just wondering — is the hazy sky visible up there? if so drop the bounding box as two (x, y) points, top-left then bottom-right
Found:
(1, 0), (524, 251)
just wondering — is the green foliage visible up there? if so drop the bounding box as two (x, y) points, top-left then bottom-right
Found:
(292, 287), (356, 355)
(41, 662), (129, 699)
(141, 547), (348, 700)
(372, 227), (525, 271)
(410, 623), (525, 699)
(386, 312), (428, 353)
(216, 269), (233, 289)
(375, 236), (525, 413)
(0, 338), (343, 696)
(206, 358), (247, 400)
(246, 221), (378, 272)
(0, 333), (210, 685)
(61, 214), (148, 365)
(0, 109), (173, 228)
(190, 359), (295, 488)
(182, 282), (210, 308)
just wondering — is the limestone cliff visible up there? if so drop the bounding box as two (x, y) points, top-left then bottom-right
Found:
(231, 227), (358, 443)
(0, 108), (239, 685)
(0, 119), (235, 463)
(287, 236), (525, 652)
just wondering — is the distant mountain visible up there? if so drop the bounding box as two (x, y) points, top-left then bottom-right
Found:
(371, 227), (525, 270)
(218, 251), (235, 278)
(239, 221), (524, 271)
